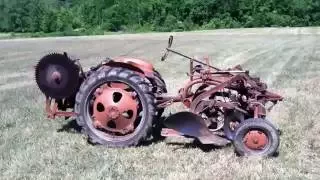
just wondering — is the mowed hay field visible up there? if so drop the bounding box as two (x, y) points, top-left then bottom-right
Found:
(0, 27), (320, 180)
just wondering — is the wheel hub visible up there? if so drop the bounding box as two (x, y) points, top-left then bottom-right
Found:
(107, 106), (120, 119)
(92, 83), (138, 134)
(243, 130), (268, 150)
(51, 71), (62, 84)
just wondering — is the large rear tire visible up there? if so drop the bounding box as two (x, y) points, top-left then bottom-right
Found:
(75, 67), (156, 147)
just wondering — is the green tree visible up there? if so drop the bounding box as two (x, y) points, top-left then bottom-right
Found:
(0, 0), (319, 33)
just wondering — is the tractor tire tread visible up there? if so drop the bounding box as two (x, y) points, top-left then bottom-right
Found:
(233, 118), (280, 157)
(75, 67), (156, 147)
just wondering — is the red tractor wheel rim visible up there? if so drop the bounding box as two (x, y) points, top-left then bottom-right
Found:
(92, 83), (138, 134)
(243, 130), (268, 150)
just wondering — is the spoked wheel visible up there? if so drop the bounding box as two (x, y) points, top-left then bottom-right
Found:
(233, 118), (280, 156)
(75, 67), (155, 147)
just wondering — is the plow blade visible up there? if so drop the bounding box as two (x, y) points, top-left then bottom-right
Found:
(164, 112), (230, 146)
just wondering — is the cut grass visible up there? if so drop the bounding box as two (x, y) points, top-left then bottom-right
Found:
(0, 27), (319, 180)
(0, 31), (123, 40)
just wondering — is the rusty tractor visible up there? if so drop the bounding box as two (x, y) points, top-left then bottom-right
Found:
(35, 36), (283, 156)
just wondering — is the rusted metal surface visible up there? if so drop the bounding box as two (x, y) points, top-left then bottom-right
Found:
(244, 130), (268, 150)
(155, 41), (283, 145)
(156, 57), (283, 119)
(45, 97), (76, 119)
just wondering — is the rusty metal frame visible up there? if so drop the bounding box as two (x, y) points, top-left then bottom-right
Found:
(155, 55), (283, 119)
(45, 96), (76, 119)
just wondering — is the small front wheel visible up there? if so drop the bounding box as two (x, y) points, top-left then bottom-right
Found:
(233, 118), (280, 156)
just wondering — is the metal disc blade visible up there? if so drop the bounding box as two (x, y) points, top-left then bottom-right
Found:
(35, 53), (80, 99)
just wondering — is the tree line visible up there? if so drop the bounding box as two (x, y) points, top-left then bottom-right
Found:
(0, 0), (319, 34)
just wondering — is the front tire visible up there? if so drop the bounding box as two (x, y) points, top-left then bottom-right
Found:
(75, 67), (156, 147)
(233, 118), (280, 156)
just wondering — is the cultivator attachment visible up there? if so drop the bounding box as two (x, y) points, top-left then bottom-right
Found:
(162, 112), (230, 146)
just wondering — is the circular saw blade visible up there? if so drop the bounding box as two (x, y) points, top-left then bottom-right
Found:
(35, 53), (80, 99)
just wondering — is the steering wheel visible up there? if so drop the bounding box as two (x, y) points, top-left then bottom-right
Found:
(161, 35), (173, 61)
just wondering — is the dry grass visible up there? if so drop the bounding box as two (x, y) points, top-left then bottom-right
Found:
(0, 27), (320, 180)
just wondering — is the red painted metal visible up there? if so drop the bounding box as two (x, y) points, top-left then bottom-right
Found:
(243, 130), (268, 150)
(92, 84), (138, 134)
(110, 57), (154, 76)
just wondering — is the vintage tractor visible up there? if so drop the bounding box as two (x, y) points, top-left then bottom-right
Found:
(35, 36), (283, 156)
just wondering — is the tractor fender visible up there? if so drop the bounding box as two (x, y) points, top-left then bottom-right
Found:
(104, 57), (155, 78)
